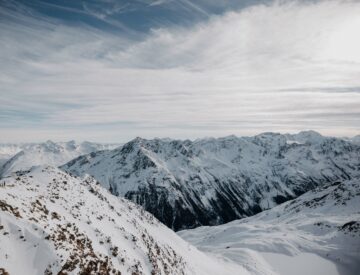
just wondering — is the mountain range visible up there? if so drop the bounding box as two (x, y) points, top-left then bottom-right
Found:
(0, 131), (359, 274)
(61, 131), (360, 230)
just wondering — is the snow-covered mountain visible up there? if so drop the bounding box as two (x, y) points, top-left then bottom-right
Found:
(179, 177), (360, 275)
(61, 131), (360, 231)
(351, 135), (360, 145)
(0, 143), (24, 167)
(0, 141), (119, 178)
(0, 166), (247, 275)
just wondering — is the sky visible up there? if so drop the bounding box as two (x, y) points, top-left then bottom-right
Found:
(0, 0), (360, 142)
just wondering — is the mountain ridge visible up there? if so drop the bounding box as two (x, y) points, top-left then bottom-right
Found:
(0, 165), (246, 275)
(62, 131), (360, 230)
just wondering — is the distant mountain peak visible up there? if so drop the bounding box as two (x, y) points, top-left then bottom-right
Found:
(0, 141), (120, 178)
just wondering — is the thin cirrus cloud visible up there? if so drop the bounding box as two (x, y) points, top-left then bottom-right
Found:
(0, 0), (359, 142)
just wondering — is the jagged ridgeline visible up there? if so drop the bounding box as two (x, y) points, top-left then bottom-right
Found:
(61, 131), (360, 231)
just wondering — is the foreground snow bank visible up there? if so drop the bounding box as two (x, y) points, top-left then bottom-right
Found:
(0, 166), (248, 275)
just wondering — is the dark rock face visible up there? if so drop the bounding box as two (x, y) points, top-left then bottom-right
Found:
(61, 131), (360, 231)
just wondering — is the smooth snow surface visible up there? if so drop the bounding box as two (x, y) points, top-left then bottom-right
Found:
(261, 253), (340, 275)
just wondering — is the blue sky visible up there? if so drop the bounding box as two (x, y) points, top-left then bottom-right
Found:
(1, 0), (360, 142)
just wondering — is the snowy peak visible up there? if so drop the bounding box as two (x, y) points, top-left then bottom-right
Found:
(62, 132), (360, 231)
(0, 141), (120, 178)
(0, 166), (246, 275)
(292, 130), (323, 143)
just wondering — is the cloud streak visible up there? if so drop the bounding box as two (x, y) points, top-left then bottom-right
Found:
(0, 0), (360, 142)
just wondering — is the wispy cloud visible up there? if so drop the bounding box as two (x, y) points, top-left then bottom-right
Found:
(0, 0), (360, 142)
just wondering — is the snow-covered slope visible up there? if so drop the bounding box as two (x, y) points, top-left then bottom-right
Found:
(62, 131), (360, 230)
(0, 143), (24, 167)
(179, 178), (360, 275)
(0, 141), (119, 178)
(0, 166), (248, 275)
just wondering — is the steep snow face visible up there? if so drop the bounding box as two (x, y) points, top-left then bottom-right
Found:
(179, 178), (360, 275)
(0, 166), (248, 275)
(62, 131), (360, 230)
(0, 141), (119, 178)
